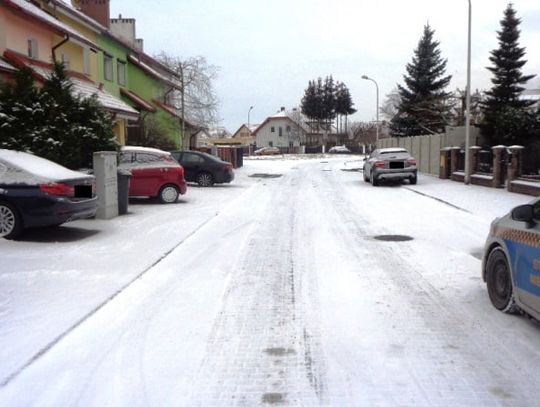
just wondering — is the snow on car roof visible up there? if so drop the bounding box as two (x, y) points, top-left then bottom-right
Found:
(121, 146), (171, 155)
(379, 148), (408, 153)
(0, 149), (90, 183)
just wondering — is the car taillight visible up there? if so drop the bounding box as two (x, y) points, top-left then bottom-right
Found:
(39, 182), (75, 197)
(407, 158), (417, 166)
(373, 160), (386, 168)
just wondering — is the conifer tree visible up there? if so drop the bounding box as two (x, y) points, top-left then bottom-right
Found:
(391, 24), (452, 136)
(0, 63), (117, 169)
(481, 3), (536, 145)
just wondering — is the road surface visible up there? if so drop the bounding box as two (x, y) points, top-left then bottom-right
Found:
(1, 157), (540, 406)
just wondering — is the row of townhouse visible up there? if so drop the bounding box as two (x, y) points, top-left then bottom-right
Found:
(0, 0), (198, 147)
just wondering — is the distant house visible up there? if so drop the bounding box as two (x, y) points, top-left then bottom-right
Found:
(253, 108), (308, 153)
(232, 123), (258, 147)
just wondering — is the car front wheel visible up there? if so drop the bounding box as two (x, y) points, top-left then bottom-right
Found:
(158, 184), (180, 204)
(486, 247), (518, 313)
(0, 202), (23, 239)
(410, 174), (417, 185)
(197, 172), (214, 187)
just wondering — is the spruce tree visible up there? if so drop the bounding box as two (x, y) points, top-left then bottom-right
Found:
(481, 3), (536, 145)
(0, 63), (116, 169)
(391, 24), (452, 136)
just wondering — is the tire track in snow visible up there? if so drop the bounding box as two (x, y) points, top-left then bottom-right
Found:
(316, 166), (540, 406)
(190, 169), (327, 406)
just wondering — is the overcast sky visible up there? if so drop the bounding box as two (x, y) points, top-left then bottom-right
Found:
(110, 0), (540, 133)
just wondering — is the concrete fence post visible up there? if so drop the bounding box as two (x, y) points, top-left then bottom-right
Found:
(93, 151), (118, 220)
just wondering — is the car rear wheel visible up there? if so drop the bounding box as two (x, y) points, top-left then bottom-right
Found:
(197, 172), (214, 187)
(0, 202), (23, 240)
(363, 169), (369, 182)
(158, 184), (180, 204)
(486, 248), (519, 313)
(370, 171), (379, 186)
(410, 175), (417, 185)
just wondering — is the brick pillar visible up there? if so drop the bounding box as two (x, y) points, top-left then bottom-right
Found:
(492, 146), (505, 188)
(439, 148), (451, 179)
(507, 145), (525, 192)
(469, 146), (481, 176)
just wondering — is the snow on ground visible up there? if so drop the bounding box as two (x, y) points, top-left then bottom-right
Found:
(0, 154), (538, 406)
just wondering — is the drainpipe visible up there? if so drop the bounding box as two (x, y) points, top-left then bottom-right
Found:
(52, 34), (69, 63)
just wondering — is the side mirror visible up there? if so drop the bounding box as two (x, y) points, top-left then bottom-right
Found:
(512, 204), (535, 228)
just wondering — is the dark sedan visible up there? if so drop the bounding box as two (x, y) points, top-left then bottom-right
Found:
(170, 150), (234, 187)
(0, 149), (97, 239)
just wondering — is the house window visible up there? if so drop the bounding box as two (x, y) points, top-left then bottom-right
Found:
(61, 53), (70, 70)
(117, 60), (126, 85)
(289, 141), (293, 148)
(270, 126), (275, 133)
(286, 125), (291, 132)
(27, 38), (38, 59)
(269, 141), (273, 147)
(83, 48), (91, 75)
(279, 127), (283, 137)
(104, 54), (113, 81)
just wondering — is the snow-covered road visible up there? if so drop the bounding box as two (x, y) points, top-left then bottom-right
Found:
(1, 156), (539, 406)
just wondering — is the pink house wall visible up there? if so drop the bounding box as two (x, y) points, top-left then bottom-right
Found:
(0, 6), (54, 63)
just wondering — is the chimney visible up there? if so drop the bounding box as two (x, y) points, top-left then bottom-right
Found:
(280, 107), (285, 112)
(72, 0), (111, 28)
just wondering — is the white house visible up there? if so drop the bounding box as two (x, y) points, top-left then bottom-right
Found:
(253, 108), (308, 152)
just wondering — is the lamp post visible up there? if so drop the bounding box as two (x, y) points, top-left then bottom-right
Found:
(464, 0), (472, 185)
(247, 105), (254, 128)
(361, 75), (379, 145)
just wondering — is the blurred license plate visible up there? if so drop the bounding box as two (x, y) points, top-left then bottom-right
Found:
(75, 185), (92, 198)
(389, 161), (404, 169)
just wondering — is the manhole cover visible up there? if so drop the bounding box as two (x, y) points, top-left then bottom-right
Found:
(249, 173), (283, 178)
(373, 235), (413, 242)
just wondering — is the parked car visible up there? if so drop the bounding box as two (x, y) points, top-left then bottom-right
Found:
(118, 146), (187, 203)
(254, 146), (280, 156)
(0, 149), (97, 239)
(363, 148), (417, 186)
(482, 197), (540, 319)
(169, 150), (234, 187)
(328, 145), (351, 154)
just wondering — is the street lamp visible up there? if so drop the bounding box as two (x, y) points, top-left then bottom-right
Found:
(247, 106), (254, 127)
(464, 0), (472, 185)
(361, 75), (379, 145)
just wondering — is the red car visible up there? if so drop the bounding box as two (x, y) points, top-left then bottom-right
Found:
(119, 146), (187, 203)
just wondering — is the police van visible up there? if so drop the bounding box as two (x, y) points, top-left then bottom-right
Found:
(482, 197), (540, 319)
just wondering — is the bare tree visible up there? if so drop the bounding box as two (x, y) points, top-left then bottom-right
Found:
(380, 88), (401, 121)
(349, 121), (377, 146)
(156, 52), (220, 148)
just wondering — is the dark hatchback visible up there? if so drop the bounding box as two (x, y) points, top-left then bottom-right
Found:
(0, 149), (97, 239)
(170, 150), (234, 187)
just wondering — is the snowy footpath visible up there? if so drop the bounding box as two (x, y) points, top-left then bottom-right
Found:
(0, 155), (538, 406)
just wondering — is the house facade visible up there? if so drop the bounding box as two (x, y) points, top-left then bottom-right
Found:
(253, 109), (307, 152)
(0, 0), (139, 144)
(0, 0), (196, 148)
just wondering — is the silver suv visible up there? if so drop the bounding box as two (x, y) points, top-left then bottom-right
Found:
(363, 148), (417, 186)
